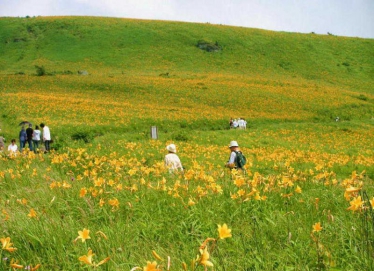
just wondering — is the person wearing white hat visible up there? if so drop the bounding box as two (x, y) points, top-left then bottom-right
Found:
(165, 144), (183, 173)
(226, 140), (241, 169)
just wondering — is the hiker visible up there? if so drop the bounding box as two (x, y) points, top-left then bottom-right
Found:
(19, 126), (27, 152)
(40, 123), (51, 153)
(238, 118), (245, 129)
(225, 141), (246, 170)
(0, 135), (5, 151)
(26, 123), (34, 151)
(8, 139), (18, 155)
(32, 125), (41, 153)
(164, 144), (183, 173)
(232, 119), (239, 129)
(229, 118), (234, 129)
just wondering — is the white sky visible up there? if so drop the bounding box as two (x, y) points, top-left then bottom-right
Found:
(0, 0), (373, 38)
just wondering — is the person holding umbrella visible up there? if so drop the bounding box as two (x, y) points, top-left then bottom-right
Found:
(19, 126), (27, 152)
(40, 123), (51, 153)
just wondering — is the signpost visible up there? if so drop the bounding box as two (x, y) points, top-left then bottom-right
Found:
(150, 126), (158, 139)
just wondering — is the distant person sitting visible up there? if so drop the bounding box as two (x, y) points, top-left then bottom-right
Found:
(8, 139), (18, 156)
(26, 123), (34, 151)
(164, 144), (184, 173)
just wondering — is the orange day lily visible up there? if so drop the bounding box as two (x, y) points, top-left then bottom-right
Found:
(218, 224), (232, 239)
(10, 258), (23, 269)
(199, 247), (213, 267)
(370, 197), (374, 209)
(78, 249), (110, 267)
(143, 261), (161, 271)
(25, 264), (41, 271)
(27, 208), (37, 218)
(1, 237), (17, 252)
(75, 228), (91, 243)
(347, 196), (364, 212)
(312, 222), (323, 233)
(79, 249), (94, 265)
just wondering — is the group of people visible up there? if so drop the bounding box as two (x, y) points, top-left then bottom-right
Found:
(3, 122), (244, 172)
(0, 123), (52, 155)
(229, 118), (247, 129)
(164, 140), (245, 173)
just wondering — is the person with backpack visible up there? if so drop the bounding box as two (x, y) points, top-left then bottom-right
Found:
(225, 141), (246, 170)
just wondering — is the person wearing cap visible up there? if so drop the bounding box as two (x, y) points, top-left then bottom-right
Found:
(165, 144), (183, 173)
(226, 140), (240, 169)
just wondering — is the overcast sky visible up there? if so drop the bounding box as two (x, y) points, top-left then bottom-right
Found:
(1, 0), (373, 38)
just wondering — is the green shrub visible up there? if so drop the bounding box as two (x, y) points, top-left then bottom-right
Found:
(196, 39), (222, 52)
(35, 65), (46, 76)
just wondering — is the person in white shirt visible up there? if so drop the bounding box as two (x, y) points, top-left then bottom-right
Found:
(32, 125), (41, 153)
(8, 139), (18, 156)
(233, 119), (239, 128)
(40, 123), (51, 153)
(238, 118), (245, 129)
(243, 119), (247, 130)
(164, 144), (183, 173)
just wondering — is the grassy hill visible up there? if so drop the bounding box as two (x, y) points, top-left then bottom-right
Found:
(0, 16), (373, 136)
(0, 16), (373, 84)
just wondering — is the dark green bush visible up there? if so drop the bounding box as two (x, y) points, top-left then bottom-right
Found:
(35, 65), (46, 76)
(196, 40), (222, 52)
(71, 131), (95, 143)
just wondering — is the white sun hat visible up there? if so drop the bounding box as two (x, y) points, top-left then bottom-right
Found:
(166, 144), (177, 153)
(229, 141), (239, 148)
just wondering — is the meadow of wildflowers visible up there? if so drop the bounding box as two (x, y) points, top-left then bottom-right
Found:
(0, 16), (374, 270)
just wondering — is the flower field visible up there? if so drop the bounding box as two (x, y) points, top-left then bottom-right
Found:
(1, 16), (374, 270)
(1, 122), (374, 270)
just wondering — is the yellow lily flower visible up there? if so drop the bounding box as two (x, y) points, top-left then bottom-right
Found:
(218, 224), (232, 239)
(10, 259), (23, 269)
(1, 237), (17, 252)
(199, 247), (213, 267)
(312, 222), (323, 232)
(143, 261), (161, 271)
(347, 196), (364, 212)
(27, 208), (37, 218)
(79, 249), (94, 265)
(76, 228), (91, 243)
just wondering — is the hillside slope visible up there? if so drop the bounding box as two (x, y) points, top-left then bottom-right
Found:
(0, 16), (373, 136)
(0, 16), (373, 90)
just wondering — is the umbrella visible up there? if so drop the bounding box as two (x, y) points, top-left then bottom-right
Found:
(19, 121), (32, 126)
